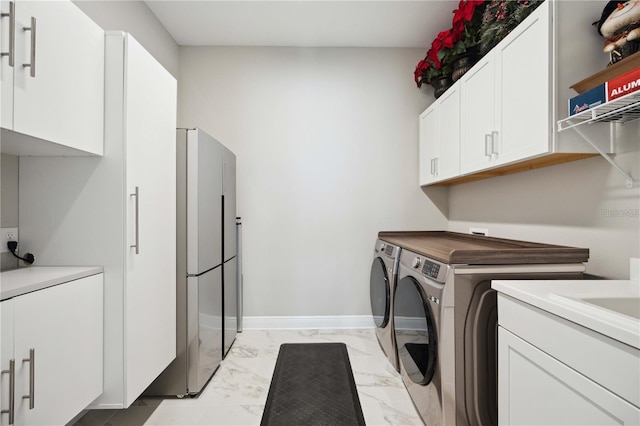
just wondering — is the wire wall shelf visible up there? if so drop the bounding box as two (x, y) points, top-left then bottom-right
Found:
(557, 90), (638, 189)
(557, 91), (640, 132)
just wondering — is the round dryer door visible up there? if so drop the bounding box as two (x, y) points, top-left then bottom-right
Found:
(394, 276), (437, 385)
(370, 257), (390, 328)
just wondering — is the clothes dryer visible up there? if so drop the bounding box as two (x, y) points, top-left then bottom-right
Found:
(370, 239), (400, 372)
(388, 232), (589, 426)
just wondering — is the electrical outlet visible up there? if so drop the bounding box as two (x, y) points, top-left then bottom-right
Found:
(1, 227), (19, 254)
(469, 227), (489, 236)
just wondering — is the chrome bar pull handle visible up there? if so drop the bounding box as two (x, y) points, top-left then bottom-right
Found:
(491, 130), (499, 155)
(22, 17), (35, 77)
(22, 349), (34, 409)
(430, 158), (434, 175)
(485, 134), (491, 157)
(434, 157), (439, 176)
(1, 2), (15, 66)
(1, 359), (15, 424)
(130, 186), (139, 254)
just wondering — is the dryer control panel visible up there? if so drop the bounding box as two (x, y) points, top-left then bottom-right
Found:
(421, 259), (441, 280)
(401, 251), (449, 284)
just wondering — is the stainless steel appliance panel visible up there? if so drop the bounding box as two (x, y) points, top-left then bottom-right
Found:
(222, 146), (236, 261)
(191, 270), (223, 392)
(223, 256), (237, 357)
(187, 129), (223, 274)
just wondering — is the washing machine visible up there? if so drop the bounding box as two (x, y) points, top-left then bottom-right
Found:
(394, 249), (446, 426)
(370, 239), (401, 372)
(389, 232), (588, 426)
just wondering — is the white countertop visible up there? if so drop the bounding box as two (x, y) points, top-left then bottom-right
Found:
(0, 266), (104, 301)
(492, 278), (640, 349)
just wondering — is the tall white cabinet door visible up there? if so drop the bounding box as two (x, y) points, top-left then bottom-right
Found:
(123, 35), (177, 407)
(12, 275), (103, 426)
(0, 0), (13, 130)
(495, 1), (550, 165)
(0, 301), (14, 426)
(11, 0), (104, 154)
(460, 55), (496, 174)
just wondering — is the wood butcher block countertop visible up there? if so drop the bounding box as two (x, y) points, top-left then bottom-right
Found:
(377, 231), (589, 265)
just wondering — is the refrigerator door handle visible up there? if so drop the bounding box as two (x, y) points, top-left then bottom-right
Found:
(130, 186), (140, 254)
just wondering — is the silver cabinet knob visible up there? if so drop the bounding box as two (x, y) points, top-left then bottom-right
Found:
(412, 257), (421, 268)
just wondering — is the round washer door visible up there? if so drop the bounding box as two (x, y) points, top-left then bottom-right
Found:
(370, 257), (390, 328)
(394, 276), (437, 385)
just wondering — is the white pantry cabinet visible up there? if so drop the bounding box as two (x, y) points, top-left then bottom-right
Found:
(419, 82), (460, 185)
(17, 32), (177, 409)
(0, 274), (103, 426)
(420, 0), (612, 186)
(0, 0), (104, 156)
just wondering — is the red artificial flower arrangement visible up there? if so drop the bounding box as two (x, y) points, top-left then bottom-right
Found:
(415, 0), (486, 88)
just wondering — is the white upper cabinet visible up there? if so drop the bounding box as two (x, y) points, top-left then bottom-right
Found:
(0, 0), (104, 156)
(421, 0), (613, 186)
(461, 6), (549, 174)
(460, 54), (496, 174)
(495, 8), (550, 166)
(419, 83), (460, 185)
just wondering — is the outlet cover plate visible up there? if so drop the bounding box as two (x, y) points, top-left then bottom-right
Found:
(469, 227), (489, 236)
(1, 228), (18, 254)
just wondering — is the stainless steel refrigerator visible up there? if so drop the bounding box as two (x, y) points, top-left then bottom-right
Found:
(145, 128), (236, 397)
(222, 145), (237, 357)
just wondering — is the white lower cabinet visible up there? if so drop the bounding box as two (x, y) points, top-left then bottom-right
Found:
(0, 274), (103, 426)
(497, 295), (640, 425)
(498, 327), (639, 425)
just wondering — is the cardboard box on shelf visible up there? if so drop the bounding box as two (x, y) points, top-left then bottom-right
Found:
(568, 65), (640, 115)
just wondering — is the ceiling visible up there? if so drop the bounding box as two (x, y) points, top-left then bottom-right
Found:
(144, 1), (456, 49)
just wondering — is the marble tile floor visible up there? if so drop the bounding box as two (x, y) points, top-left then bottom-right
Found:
(72, 329), (423, 426)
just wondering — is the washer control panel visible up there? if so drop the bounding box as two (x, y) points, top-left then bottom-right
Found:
(384, 244), (394, 256)
(376, 239), (399, 259)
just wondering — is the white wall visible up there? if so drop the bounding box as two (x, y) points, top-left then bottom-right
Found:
(1, 154), (19, 270)
(178, 47), (445, 317)
(73, 0), (179, 78)
(448, 121), (640, 279)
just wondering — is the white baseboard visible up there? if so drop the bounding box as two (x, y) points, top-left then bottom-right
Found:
(242, 315), (375, 330)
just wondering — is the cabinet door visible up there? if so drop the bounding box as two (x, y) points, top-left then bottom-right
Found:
(0, 301), (14, 426)
(11, 0), (103, 155)
(0, 0), (13, 129)
(437, 86), (460, 181)
(13, 275), (103, 426)
(495, 1), (550, 165)
(123, 35), (177, 406)
(419, 86), (460, 185)
(419, 104), (439, 185)
(498, 327), (640, 425)
(460, 54), (496, 174)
